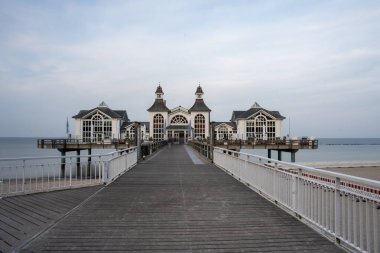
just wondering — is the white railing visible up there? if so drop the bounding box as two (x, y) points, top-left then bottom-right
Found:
(0, 147), (137, 197)
(105, 148), (138, 183)
(213, 147), (380, 253)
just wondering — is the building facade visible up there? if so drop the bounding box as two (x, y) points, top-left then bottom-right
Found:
(121, 122), (150, 141)
(73, 89), (285, 144)
(147, 85), (211, 143)
(73, 102), (129, 142)
(213, 102), (285, 141)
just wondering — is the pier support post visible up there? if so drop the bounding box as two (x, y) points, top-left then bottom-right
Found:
(291, 150), (296, 163)
(60, 150), (66, 178)
(87, 149), (92, 177)
(76, 150), (81, 177)
(267, 149), (272, 159)
(278, 150), (282, 161)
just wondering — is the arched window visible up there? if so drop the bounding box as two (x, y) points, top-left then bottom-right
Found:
(254, 115), (266, 139)
(92, 115), (103, 133)
(171, 115), (188, 124)
(82, 113), (112, 142)
(153, 114), (165, 141)
(194, 114), (205, 139)
(127, 126), (135, 140)
(246, 113), (275, 140)
(217, 126), (228, 140)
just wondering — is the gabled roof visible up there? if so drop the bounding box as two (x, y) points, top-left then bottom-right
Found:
(212, 122), (237, 130)
(73, 106), (128, 120)
(231, 111), (245, 121)
(147, 99), (170, 112)
(169, 106), (189, 115)
(188, 99), (211, 112)
(231, 107), (285, 121)
(122, 121), (150, 131)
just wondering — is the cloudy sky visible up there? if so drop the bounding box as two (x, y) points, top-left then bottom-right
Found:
(0, 0), (379, 138)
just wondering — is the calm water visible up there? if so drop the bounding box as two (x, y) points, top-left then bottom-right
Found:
(0, 138), (114, 159)
(243, 138), (380, 163)
(0, 137), (379, 162)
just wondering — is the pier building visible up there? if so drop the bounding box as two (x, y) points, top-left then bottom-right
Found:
(212, 102), (285, 141)
(147, 84), (211, 143)
(73, 101), (129, 142)
(121, 121), (150, 141)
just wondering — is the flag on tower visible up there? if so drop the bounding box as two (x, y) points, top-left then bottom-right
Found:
(66, 117), (69, 135)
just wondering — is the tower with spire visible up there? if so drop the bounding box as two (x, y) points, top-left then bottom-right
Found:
(147, 84), (170, 141)
(189, 84), (211, 139)
(147, 83), (212, 142)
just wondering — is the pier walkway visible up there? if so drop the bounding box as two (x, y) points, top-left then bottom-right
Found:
(5, 145), (343, 252)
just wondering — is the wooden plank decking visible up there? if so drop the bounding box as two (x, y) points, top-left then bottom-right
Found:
(3, 145), (344, 252)
(0, 186), (102, 252)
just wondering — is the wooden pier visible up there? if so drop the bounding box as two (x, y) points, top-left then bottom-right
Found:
(37, 138), (130, 151)
(1, 145), (344, 252)
(193, 138), (319, 162)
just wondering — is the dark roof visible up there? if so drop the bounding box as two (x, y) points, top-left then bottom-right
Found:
(231, 108), (285, 121)
(155, 85), (163, 94)
(195, 85), (203, 94)
(73, 107), (128, 119)
(212, 122), (237, 130)
(231, 111), (245, 121)
(188, 99), (211, 112)
(147, 99), (170, 112)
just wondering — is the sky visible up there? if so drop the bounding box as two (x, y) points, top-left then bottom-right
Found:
(0, 0), (379, 138)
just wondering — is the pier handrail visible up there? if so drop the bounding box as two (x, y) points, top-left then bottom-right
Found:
(213, 147), (379, 253)
(0, 147), (138, 197)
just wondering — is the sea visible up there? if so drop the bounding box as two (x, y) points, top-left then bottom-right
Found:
(0, 137), (379, 164)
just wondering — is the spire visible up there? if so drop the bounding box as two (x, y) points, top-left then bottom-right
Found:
(147, 83), (170, 112)
(155, 83), (164, 99)
(189, 83), (211, 112)
(98, 101), (108, 107)
(195, 83), (204, 99)
(251, 102), (261, 109)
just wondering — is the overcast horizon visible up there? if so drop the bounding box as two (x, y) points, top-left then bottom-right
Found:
(1, 0), (379, 138)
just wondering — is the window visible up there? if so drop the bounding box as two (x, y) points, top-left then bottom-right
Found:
(127, 125), (135, 140)
(217, 126), (229, 140)
(82, 120), (91, 142)
(246, 113), (275, 140)
(194, 114), (205, 139)
(171, 115), (188, 124)
(104, 121), (112, 139)
(81, 112), (112, 142)
(153, 114), (165, 141)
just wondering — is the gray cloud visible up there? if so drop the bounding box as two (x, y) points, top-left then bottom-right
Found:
(0, 0), (379, 137)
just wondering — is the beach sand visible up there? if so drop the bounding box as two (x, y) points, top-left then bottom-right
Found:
(319, 166), (380, 181)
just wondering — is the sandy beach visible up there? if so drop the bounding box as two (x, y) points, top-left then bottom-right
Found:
(319, 166), (380, 181)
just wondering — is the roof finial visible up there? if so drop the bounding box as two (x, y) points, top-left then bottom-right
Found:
(198, 82), (200, 87)
(158, 81), (161, 87)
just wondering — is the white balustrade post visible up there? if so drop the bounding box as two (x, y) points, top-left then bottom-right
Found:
(273, 162), (278, 199)
(292, 174), (297, 211)
(22, 159), (26, 193)
(125, 152), (128, 170)
(297, 168), (302, 215)
(335, 177), (341, 239)
(69, 157), (73, 187)
(374, 202), (379, 253)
